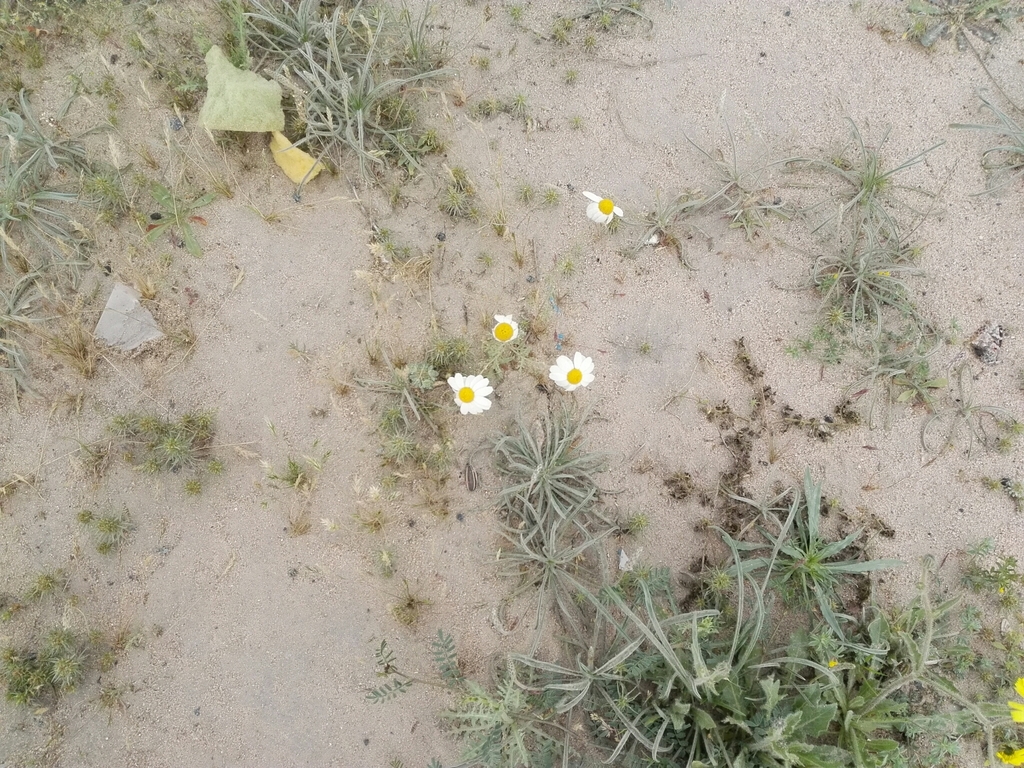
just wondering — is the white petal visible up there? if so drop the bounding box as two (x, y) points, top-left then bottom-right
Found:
(555, 355), (573, 372)
(494, 314), (513, 323)
(549, 367), (570, 389)
(579, 372), (595, 387)
(478, 385), (494, 397)
(612, 206), (623, 217)
(587, 202), (612, 224)
(578, 356), (595, 375)
(477, 396), (492, 411)
(582, 190), (602, 203)
(572, 351), (586, 368)
(447, 374), (465, 391)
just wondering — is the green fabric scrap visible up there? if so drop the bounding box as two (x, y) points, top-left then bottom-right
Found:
(198, 45), (284, 132)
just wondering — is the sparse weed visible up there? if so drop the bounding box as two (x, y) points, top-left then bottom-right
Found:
(426, 334), (471, 377)
(82, 166), (133, 225)
(25, 569), (67, 602)
(633, 191), (705, 266)
(78, 508), (134, 554)
(962, 539), (1023, 609)
(906, 0), (1022, 50)
(952, 90), (1024, 193)
(811, 225), (923, 337)
(359, 359), (440, 434)
(267, 450), (329, 494)
(684, 124), (790, 241)
(920, 363), (1019, 456)
(110, 410), (216, 474)
(376, 548), (396, 578)
(0, 272), (44, 396)
(440, 166), (477, 219)
(144, 183), (215, 258)
(621, 512), (650, 535)
(367, 631), (460, 703)
(391, 580), (430, 625)
(480, 336), (531, 383)
(2, 628), (86, 705)
(0, 90), (92, 276)
(492, 406), (613, 650)
(847, 328), (946, 427)
(354, 508), (387, 533)
(246, 2), (452, 176)
(783, 119), (943, 239)
(727, 469), (901, 643)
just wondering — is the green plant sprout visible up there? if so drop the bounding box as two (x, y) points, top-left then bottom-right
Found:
(145, 183), (216, 258)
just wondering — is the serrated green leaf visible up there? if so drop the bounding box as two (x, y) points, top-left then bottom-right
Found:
(800, 702), (837, 738)
(760, 677), (782, 716)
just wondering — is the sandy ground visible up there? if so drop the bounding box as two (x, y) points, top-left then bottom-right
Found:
(3, 0), (1024, 765)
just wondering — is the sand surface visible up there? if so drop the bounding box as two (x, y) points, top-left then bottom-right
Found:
(2, 1), (1024, 766)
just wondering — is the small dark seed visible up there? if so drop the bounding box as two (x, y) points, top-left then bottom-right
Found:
(464, 462), (479, 491)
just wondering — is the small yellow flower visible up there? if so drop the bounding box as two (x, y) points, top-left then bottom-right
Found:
(828, 659), (839, 668)
(1000, 585), (1007, 595)
(582, 191), (623, 225)
(999, 748), (1024, 766)
(492, 315), (519, 343)
(1010, 678), (1024, 724)
(876, 270), (891, 277)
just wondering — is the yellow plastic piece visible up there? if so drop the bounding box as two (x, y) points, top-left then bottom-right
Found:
(269, 132), (324, 185)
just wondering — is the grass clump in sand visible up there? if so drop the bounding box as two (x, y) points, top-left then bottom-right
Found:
(108, 410), (221, 494)
(111, 410), (216, 472)
(2, 629), (87, 705)
(243, 0), (452, 177)
(952, 90), (1024, 192)
(905, 0), (1022, 50)
(783, 118), (943, 240)
(78, 508), (134, 554)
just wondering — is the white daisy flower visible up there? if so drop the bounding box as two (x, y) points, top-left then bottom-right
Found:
(549, 352), (595, 392)
(447, 373), (493, 415)
(492, 315), (519, 343)
(582, 191), (623, 225)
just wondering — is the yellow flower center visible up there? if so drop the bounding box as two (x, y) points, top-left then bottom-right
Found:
(828, 659), (838, 668)
(458, 386), (475, 403)
(567, 368), (583, 385)
(598, 198), (615, 215)
(494, 322), (514, 342)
